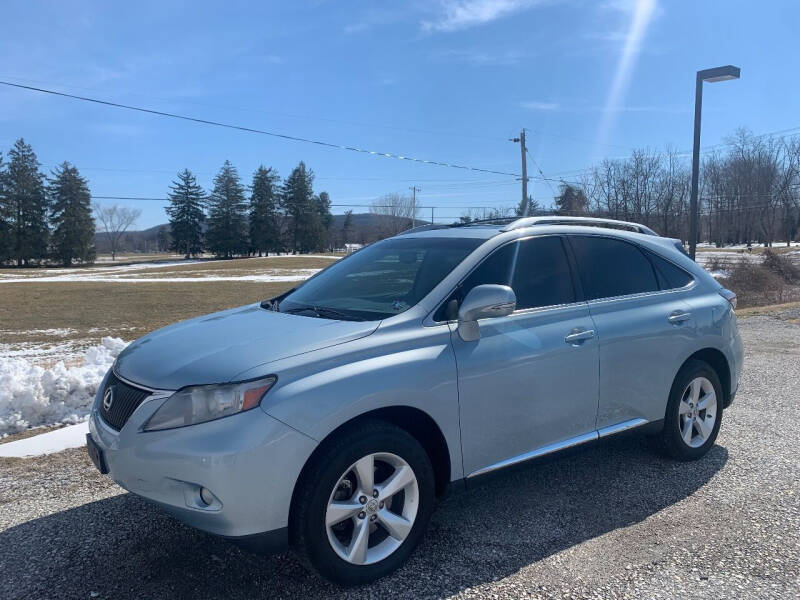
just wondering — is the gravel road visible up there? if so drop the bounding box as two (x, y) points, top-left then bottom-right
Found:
(1, 314), (798, 600)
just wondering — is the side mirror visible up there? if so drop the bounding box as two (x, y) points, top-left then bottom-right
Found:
(457, 284), (516, 341)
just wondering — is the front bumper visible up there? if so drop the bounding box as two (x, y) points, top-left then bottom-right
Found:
(88, 380), (317, 543)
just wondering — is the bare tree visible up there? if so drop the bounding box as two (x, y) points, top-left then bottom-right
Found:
(94, 204), (141, 260)
(370, 194), (419, 237)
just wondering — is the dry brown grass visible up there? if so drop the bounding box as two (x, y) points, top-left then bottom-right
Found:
(134, 255), (335, 276)
(0, 280), (297, 347)
(736, 301), (800, 317)
(720, 263), (800, 308)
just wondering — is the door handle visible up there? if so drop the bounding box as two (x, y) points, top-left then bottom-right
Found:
(565, 328), (595, 345)
(668, 311), (692, 324)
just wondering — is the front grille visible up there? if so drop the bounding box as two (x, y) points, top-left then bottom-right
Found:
(99, 372), (151, 431)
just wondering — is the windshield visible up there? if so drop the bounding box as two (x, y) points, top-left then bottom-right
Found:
(277, 237), (483, 321)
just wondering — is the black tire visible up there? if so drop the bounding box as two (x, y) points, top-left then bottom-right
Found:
(659, 359), (724, 461)
(290, 419), (435, 586)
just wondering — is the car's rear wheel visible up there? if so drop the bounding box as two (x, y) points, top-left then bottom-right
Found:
(659, 359), (723, 460)
(290, 420), (435, 585)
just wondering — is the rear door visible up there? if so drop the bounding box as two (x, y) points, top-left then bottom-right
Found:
(566, 235), (696, 429)
(449, 235), (600, 477)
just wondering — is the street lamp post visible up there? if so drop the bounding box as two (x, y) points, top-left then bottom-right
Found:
(689, 65), (741, 259)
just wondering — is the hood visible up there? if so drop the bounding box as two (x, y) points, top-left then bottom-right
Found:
(114, 303), (379, 390)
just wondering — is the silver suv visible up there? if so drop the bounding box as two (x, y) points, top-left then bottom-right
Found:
(87, 216), (743, 585)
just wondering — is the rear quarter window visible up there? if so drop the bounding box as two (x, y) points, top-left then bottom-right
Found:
(645, 249), (694, 290)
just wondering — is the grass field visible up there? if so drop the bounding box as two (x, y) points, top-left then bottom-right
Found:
(0, 255), (338, 364)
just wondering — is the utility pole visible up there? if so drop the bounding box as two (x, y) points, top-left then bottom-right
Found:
(409, 186), (420, 228)
(510, 129), (530, 216)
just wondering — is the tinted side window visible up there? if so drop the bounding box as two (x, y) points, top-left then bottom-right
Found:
(569, 236), (658, 300)
(646, 250), (693, 290)
(460, 242), (517, 293)
(435, 236), (575, 319)
(511, 237), (575, 309)
(434, 242), (516, 321)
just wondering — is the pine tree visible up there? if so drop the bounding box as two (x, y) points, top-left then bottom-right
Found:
(282, 161), (316, 253)
(6, 139), (48, 266)
(0, 152), (10, 264)
(516, 195), (541, 217)
(554, 184), (588, 215)
(248, 166), (281, 256)
(206, 161), (248, 258)
(48, 162), (95, 266)
(341, 210), (353, 245)
(303, 190), (333, 251)
(166, 169), (206, 258)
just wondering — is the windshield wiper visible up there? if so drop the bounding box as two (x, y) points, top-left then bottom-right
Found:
(282, 305), (366, 322)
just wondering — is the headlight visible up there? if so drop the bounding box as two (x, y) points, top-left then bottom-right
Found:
(143, 376), (276, 431)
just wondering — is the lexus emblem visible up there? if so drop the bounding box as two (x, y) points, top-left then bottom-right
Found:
(103, 387), (115, 411)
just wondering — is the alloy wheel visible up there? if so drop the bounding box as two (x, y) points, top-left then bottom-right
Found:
(678, 376), (718, 448)
(325, 452), (419, 565)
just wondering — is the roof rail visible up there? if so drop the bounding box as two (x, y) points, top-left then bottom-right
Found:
(396, 223), (450, 235)
(500, 216), (658, 236)
(397, 216), (518, 236)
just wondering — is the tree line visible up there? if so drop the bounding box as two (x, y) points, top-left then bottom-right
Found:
(167, 160), (334, 258)
(554, 128), (800, 246)
(0, 138), (95, 266)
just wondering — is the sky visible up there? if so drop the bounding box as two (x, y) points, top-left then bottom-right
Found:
(1, 0), (798, 229)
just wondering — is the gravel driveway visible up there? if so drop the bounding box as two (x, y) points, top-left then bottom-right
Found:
(1, 315), (798, 599)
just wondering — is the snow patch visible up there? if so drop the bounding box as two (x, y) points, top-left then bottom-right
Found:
(0, 422), (89, 457)
(0, 337), (128, 436)
(0, 328), (78, 337)
(1, 271), (321, 283)
(0, 340), (86, 363)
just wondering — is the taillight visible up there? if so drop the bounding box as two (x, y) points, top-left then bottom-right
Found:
(718, 288), (737, 309)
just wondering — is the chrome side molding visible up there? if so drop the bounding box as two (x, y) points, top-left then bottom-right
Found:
(597, 418), (648, 438)
(466, 418), (649, 478)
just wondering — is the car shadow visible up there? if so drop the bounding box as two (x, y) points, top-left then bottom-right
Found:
(0, 436), (727, 600)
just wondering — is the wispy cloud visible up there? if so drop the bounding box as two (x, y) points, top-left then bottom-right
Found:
(521, 101), (560, 111)
(422, 0), (546, 32)
(434, 48), (529, 66)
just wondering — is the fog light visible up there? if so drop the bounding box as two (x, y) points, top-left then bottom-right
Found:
(199, 487), (215, 506)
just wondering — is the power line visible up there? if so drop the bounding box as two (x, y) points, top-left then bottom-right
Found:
(0, 80), (520, 178)
(0, 74), (508, 143)
(89, 195), (518, 210)
(525, 147), (557, 198)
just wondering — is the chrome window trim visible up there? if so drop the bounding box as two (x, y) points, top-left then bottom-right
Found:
(422, 231), (696, 327)
(583, 279), (697, 307)
(564, 233), (697, 305)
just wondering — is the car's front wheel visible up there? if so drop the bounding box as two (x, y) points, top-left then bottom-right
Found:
(659, 359), (723, 460)
(290, 420), (435, 585)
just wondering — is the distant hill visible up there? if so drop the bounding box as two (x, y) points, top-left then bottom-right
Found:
(94, 213), (427, 253)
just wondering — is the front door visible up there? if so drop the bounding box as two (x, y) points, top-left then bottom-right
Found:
(449, 236), (600, 477)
